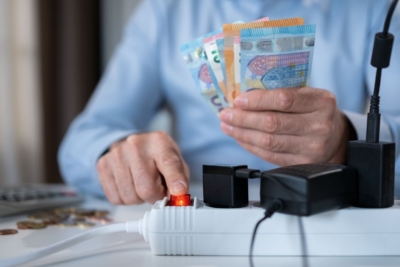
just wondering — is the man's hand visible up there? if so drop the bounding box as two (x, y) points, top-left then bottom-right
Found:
(97, 132), (189, 205)
(219, 87), (353, 166)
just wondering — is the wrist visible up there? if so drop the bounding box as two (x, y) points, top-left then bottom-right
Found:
(100, 137), (129, 159)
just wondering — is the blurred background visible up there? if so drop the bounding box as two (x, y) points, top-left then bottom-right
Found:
(0, 0), (170, 186)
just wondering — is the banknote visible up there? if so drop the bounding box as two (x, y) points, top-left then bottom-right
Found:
(216, 39), (226, 84)
(232, 17), (269, 101)
(203, 21), (244, 104)
(223, 18), (304, 103)
(203, 30), (227, 98)
(240, 24), (316, 92)
(180, 36), (229, 113)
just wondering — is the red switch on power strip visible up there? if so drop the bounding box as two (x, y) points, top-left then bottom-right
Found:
(170, 194), (191, 206)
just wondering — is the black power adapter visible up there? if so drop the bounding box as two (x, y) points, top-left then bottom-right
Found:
(259, 164), (357, 216)
(347, 0), (398, 208)
(348, 141), (395, 207)
(203, 163), (357, 216)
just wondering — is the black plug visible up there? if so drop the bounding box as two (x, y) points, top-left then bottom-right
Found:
(202, 165), (250, 208)
(348, 141), (395, 208)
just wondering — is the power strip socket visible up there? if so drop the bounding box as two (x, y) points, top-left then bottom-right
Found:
(140, 197), (400, 256)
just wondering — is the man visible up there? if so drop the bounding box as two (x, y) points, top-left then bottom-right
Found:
(59, 0), (400, 205)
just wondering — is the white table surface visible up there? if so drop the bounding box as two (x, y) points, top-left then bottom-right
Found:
(1, 182), (400, 267)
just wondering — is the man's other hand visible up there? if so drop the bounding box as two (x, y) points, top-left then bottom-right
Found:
(97, 132), (190, 205)
(219, 87), (353, 166)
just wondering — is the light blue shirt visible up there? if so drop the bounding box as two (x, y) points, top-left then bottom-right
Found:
(59, 0), (400, 197)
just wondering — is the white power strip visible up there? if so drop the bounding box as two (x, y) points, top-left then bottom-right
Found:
(141, 197), (400, 256)
(4, 197), (400, 267)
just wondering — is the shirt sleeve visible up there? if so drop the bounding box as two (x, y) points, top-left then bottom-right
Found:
(58, 0), (165, 197)
(344, 1), (400, 174)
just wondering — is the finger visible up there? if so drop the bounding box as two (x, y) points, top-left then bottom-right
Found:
(128, 150), (166, 204)
(154, 146), (189, 196)
(234, 87), (335, 113)
(97, 157), (123, 205)
(221, 123), (302, 154)
(220, 109), (311, 135)
(237, 141), (314, 167)
(111, 157), (144, 205)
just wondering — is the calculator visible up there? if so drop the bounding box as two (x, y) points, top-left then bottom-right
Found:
(0, 184), (84, 217)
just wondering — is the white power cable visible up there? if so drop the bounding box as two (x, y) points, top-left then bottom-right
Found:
(0, 221), (141, 267)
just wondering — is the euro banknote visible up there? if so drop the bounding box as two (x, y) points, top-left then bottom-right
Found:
(223, 18), (304, 103)
(180, 36), (229, 113)
(203, 21), (244, 105)
(240, 24), (316, 92)
(203, 31), (228, 99)
(216, 39), (226, 84)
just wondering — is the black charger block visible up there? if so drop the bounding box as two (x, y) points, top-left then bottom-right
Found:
(203, 165), (249, 208)
(260, 163), (357, 216)
(348, 140), (395, 208)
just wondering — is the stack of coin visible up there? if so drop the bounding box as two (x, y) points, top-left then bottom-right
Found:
(28, 211), (68, 225)
(15, 207), (112, 230)
(17, 221), (46, 230)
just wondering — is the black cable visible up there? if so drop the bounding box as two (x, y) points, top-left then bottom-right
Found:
(372, 67), (382, 99)
(383, 0), (399, 36)
(367, 0), (398, 142)
(246, 172), (309, 267)
(297, 215), (308, 267)
(261, 173), (309, 267)
(249, 199), (283, 267)
(371, 0), (398, 98)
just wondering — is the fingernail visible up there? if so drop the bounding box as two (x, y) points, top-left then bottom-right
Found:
(172, 181), (186, 194)
(234, 96), (248, 107)
(220, 122), (233, 133)
(219, 109), (232, 122)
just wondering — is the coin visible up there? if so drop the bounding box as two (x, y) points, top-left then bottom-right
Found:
(27, 221), (46, 229)
(43, 219), (60, 226)
(73, 209), (95, 217)
(17, 221), (30, 230)
(0, 229), (18, 235)
(76, 222), (95, 229)
(94, 210), (109, 217)
(17, 221), (46, 230)
(54, 207), (75, 216)
(29, 212), (67, 222)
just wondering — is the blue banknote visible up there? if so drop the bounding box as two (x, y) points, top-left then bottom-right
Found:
(240, 24), (316, 92)
(180, 35), (229, 113)
(216, 39), (227, 87)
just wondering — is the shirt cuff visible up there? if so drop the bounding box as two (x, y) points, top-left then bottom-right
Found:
(342, 110), (393, 142)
